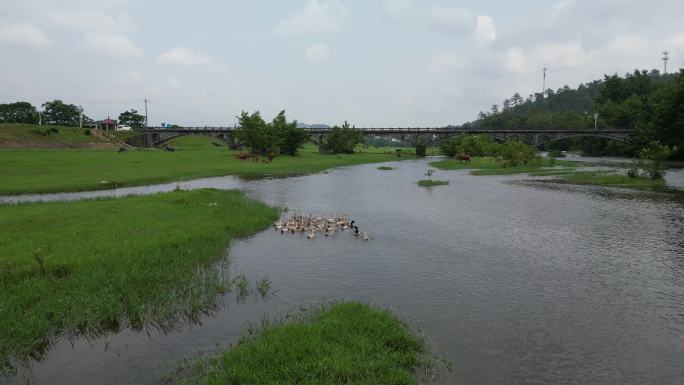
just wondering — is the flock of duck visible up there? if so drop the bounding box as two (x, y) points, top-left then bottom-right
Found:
(273, 213), (371, 241)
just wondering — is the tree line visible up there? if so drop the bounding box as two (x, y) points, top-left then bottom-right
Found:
(467, 69), (684, 159)
(0, 100), (146, 128)
(235, 111), (365, 158)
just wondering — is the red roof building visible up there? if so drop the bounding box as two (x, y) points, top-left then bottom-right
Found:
(95, 117), (117, 131)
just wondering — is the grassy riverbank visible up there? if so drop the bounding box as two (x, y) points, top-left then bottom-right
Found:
(0, 189), (279, 368)
(0, 123), (116, 148)
(0, 138), (402, 196)
(174, 302), (425, 385)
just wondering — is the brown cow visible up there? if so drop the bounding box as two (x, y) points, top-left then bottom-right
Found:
(456, 154), (471, 163)
(236, 152), (257, 161)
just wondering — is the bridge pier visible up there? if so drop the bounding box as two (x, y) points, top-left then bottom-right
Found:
(225, 132), (238, 150)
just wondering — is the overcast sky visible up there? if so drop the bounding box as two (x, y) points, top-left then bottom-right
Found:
(1, 0), (683, 126)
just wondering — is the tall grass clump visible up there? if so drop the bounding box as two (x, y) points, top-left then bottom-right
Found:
(0, 189), (279, 368)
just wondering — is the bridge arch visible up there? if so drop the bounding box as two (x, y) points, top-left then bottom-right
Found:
(539, 133), (630, 146)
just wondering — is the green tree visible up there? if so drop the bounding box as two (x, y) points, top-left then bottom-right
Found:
(323, 121), (364, 154)
(118, 109), (146, 128)
(651, 69), (684, 157)
(235, 111), (268, 158)
(41, 100), (83, 126)
(0, 102), (38, 123)
(271, 110), (309, 156)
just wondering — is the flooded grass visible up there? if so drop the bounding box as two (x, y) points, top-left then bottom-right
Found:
(431, 157), (575, 175)
(0, 139), (403, 196)
(0, 189), (279, 369)
(417, 180), (449, 187)
(256, 277), (272, 298)
(232, 275), (250, 301)
(559, 172), (667, 190)
(171, 302), (425, 385)
(431, 156), (672, 192)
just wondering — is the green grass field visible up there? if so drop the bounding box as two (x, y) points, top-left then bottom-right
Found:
(176, 302), (424, 385)
(0, 137), (403, 195)
(0, 189), (279, 367)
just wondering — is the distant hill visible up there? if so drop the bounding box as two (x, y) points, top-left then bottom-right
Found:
(297, 123), (331, 129)
(465, 68), (684, 158)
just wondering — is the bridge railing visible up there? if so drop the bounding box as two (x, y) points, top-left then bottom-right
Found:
(135, 126), (631, 133)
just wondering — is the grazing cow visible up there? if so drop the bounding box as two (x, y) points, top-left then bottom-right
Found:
(236, 152), (257, 160)
(163, 145), (175, 152)
(456, 154), (471, 163)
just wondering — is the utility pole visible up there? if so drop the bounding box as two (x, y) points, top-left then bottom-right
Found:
(78, 106), (83, 128)
(594, 113), (599, 131)
(144, 98), (149, 128)
(662, 51), (670, 75)
(542, 67), (547, 96)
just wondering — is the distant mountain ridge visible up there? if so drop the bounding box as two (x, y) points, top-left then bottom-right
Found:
(297, 123), (331, 129)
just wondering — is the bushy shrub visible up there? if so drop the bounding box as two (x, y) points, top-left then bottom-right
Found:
(496, 140), (537, 167)
(639, 141), (678, 179)
(440, 134), (497, 157)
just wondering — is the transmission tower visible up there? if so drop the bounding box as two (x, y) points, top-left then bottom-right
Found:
(662, 51), (670, 75)
(542, 67), (547, 96)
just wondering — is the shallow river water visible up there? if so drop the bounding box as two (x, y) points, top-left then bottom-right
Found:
(3, 158), (684, 385)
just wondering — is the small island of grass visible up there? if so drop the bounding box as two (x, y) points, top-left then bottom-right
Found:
(418, 179), (449, 187)
(377, 166), (395, 170)
(176, 302), (425, 385)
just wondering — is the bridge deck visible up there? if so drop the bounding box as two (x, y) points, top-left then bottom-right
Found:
(137, 127), (632, 134)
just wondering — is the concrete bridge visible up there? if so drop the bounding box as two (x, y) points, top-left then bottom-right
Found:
(125, 126), (633, 151)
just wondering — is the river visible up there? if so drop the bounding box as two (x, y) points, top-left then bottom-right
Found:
(2, 158), (684, 385)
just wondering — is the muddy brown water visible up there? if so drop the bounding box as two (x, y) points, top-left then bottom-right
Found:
(2, 158), (684, 385)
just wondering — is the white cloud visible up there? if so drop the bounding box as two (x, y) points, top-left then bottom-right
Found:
(425, 6), (474, 35)
(503, 40), (586, 74)
(120, 71), (143, 82)
(0, 22), (51, 48)
(504, 48), (528, 73)
(157, 47), (212, 66)
(305, 44), (330, 63)
(384, 0), (475, 35)
(49, 10), (133, 32)
(430, 52), (466, 73)
(475, 16), (496, 45)
(83, 32), (143, 57)
(277, 0), (347, 35)
(167, 75), (180, 88)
